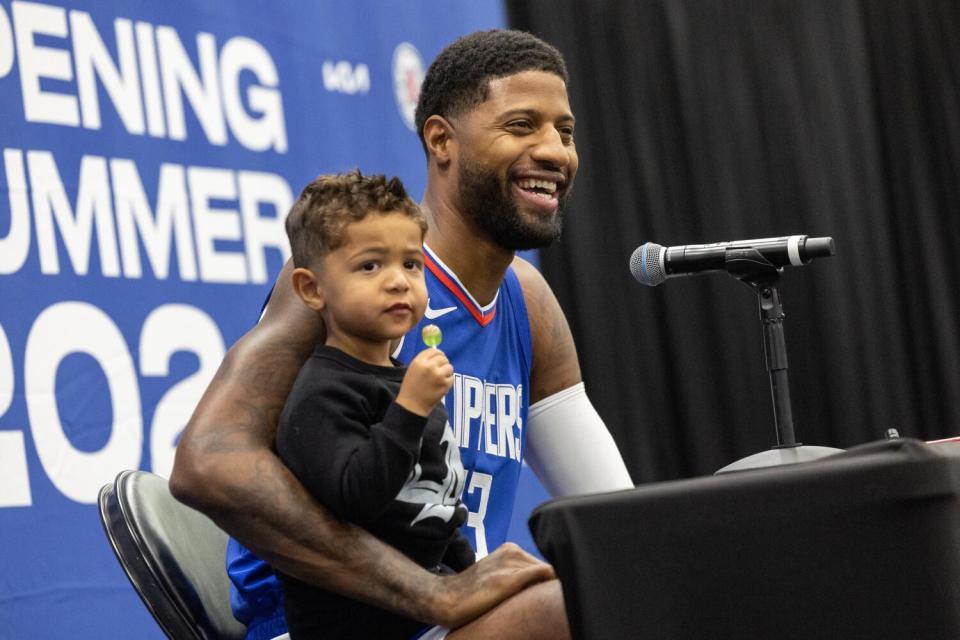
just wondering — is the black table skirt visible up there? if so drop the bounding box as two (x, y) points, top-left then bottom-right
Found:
(530, 438), (960, 640)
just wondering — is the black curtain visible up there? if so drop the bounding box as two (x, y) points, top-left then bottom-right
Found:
(507, 1), (960, 482)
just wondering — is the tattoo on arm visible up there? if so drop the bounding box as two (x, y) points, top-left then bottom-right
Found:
(513, 258), (582, 403)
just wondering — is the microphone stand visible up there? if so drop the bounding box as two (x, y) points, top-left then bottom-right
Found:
(715, 249), (841, 473)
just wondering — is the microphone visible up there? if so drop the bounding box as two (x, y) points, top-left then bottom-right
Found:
(629, 235), (834, 286)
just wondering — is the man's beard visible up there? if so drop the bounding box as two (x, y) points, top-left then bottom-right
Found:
(457, 159), (569, 251)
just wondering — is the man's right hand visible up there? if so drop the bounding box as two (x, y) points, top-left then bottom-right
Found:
(435, 543), (557, 628)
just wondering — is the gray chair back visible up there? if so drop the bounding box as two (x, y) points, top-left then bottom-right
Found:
(99, 469), (247, 640)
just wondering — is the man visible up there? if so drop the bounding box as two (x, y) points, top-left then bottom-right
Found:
(171, 29), (632, 640)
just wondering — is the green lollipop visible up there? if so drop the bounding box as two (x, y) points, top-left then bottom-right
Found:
(422, 323), (442, 348)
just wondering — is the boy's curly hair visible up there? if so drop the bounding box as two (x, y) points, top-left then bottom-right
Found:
(285, 169), (426, 268)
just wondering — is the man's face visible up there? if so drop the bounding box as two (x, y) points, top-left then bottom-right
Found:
(452, 70), (578, 250)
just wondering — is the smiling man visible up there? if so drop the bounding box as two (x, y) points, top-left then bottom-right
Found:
(428, 72), (575, 252)
(171, 30), (632, 640)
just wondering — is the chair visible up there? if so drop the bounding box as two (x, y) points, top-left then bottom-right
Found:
(99, 469), (247, 640)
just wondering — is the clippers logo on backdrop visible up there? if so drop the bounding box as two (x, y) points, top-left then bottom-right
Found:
(392, 42), (424, 131)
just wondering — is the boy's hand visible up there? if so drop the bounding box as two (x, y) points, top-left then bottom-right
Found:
(396, 348), (454, 416)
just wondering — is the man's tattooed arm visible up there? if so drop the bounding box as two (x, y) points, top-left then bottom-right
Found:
(169, 259), (554, 627)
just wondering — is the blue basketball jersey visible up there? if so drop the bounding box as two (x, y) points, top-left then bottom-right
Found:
(228, 245), (533, 638)
(396, 244), (532, 557)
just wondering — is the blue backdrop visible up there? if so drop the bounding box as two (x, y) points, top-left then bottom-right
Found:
(0, 2), (556, 637)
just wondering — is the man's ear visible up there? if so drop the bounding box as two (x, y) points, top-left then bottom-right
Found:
(291, 267), (325, 311)
(423, 115), (455, 167)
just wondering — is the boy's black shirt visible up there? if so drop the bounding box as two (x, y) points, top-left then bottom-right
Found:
(276, 345), (473, 639)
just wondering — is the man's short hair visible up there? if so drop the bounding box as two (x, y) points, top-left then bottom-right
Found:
(285, 169), (426, 268)
(414, 29), (568, 151)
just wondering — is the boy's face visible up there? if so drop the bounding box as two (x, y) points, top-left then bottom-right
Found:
(314, 211), (427, 355)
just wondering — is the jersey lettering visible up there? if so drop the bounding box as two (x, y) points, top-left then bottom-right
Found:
(452, 373), (522, 462)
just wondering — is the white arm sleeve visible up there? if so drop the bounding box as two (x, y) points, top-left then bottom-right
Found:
(525, 382), (634, 497)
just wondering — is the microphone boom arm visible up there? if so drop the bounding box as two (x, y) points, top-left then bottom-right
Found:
(725, 249), (797, 448)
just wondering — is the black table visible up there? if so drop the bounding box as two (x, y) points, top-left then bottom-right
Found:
(530, 439), (960, 639)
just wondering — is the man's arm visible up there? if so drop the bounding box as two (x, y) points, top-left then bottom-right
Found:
(512, 257), (633, 495)
(511, 257), (584, 404)
(170, 258), (554, 627)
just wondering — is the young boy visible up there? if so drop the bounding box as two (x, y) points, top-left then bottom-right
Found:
(277, 170), (475, 639)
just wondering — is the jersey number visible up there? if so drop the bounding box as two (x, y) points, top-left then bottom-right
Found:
(465, 470), (492, 558)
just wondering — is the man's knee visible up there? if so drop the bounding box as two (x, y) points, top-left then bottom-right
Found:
(524, 579), (569, 638)
(448, 579), (570, 640)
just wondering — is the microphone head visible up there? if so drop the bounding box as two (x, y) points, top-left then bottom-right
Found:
(629, 242), (666, 286)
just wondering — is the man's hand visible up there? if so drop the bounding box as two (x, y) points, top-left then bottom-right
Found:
(396, 348), (454, 416)
(433, 543), (556, 628)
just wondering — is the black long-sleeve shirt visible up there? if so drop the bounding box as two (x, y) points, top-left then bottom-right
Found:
(276, 345), (472, 639)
